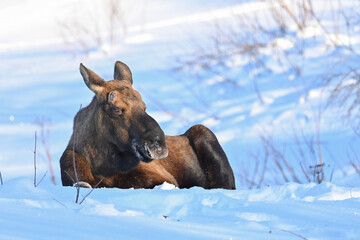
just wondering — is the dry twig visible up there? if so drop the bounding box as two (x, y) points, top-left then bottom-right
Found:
(33, 131), (48, 187)
(73, 105), (82, 203)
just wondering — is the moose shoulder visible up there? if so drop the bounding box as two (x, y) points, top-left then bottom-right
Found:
(60, 61), (235, 189)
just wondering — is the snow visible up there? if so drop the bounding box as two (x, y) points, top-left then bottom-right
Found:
(125, 33), (154, 44)
(297, 21), (324, 39)
(219, 106), (244, 118)
(272, 38), (295, 50)
(201, 117), (221, 128)
(0, 0), (360, 239)
(1, 178), (360, 239)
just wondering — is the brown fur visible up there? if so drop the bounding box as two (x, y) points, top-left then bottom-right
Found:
(60, 61), (235, 189)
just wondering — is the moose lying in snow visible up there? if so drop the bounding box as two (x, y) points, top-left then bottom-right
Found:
(60, 61), (235, 189)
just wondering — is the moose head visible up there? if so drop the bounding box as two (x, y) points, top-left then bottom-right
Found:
(79, 61), (168, 173)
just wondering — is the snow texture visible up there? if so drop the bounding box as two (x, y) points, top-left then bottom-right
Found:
(0, 0), (360, 239)
(0, 178), (359, 239)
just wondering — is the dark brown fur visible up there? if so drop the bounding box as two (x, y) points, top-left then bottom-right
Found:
(60, 61), (235, 189)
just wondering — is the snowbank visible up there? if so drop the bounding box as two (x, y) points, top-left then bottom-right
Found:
(0, 178), (359, 239)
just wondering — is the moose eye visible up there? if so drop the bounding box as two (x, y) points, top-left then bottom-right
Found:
(110, 107), (124, 116)
(109, 92), (115, 101)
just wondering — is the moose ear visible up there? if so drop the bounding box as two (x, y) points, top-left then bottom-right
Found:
(79, 63), (106, 94)
(114, 61), (133, 85)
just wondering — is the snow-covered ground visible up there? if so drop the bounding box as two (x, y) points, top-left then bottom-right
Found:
(1, 0), (360, 239)
(1, 178), (360, 240)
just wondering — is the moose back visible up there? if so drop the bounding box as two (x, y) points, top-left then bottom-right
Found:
(60, 61), (235, 189)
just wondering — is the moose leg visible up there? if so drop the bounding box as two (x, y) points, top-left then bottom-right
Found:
(60, 150), (98, 188)
(185, 125), (236, 189)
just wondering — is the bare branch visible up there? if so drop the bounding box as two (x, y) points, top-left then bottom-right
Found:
(348, 146), (360, 176)
(53, 198), (67, 209)
(73, 105), (82, 203)
(34, 131), (37, 187)
(79, 179), (104, 204)
(275, 228), (308, 240)
(174, 0), (360, 132)
(37, 171), (48, 187)
(33, 131), (49, 187)
(57, 0), (130, 58)
(64, 170), (75, 184)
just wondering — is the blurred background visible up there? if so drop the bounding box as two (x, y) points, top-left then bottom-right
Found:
(0, 0), (359, 188)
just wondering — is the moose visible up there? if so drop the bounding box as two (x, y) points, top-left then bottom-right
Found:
(60, 61), (235, 189)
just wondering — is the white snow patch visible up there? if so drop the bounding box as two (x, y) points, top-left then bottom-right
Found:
(299, 95), (306, 104)
(303, 45), (327, 58)
(84, 202), (122, 216)
(205, 75), (226, 86)
(268, 63), (288, 74)
(129, 2), (269, 33)
(180, 108), (207, 122)
(83, 200), (144, 217)
(250, 97), (273, 116)
(325, 34), (360, 47)
(148, 111), (173, 123)
(216, 129), (237, 144)
(308, 89), (322, 99)
(202, 117), (220, 127)
(250, 102), (265, 116)
(237, 212), (278, 222)
(263, 96), (274, 105)
(1, 179), (360, 239)
(249, 68), (263, 78)
(288, 74), (295, 81)
(317, 185), (360, 201)
(342, 78), (358, 86)
(273, 110), (294, 126)
(201, 197), (218, 207)
(154, 182), (177, 190)
(265, 88), (297, 99)
(23, 199), (42, 208)
(258, 45), (272, 56)
(226, 55), (249, 67)
(125, 33), (154, 44)
(231, 115), (246, 124)
(219, 106), (244, 118)
(273, 38), (294, 50)
(213, 100), (235, 108)
(0, 123), (36, 135)
(298, 21), (323, 39)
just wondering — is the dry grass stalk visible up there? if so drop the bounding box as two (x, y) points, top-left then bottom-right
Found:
(33, 131), (48, 187)
(73, 105), (82, 203)
(57, 0), (129, 57)
(35, 119), (56, 185)
(175, 0), (360, 132)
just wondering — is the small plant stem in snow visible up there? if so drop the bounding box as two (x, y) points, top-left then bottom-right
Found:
(276, 228), (308, 240)
(73, 105), (82, 203)
(33, 131), (48, 187)
(53, 198), (67, 208)
(79, 179), (103, 204)
(64, 170), (75, 184)
(34, 131), (37, 187)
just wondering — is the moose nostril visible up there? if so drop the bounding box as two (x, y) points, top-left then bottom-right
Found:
(152, 140), (164, 152)
(145, 144), (153, 158)
(156, 146), (162, 153)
